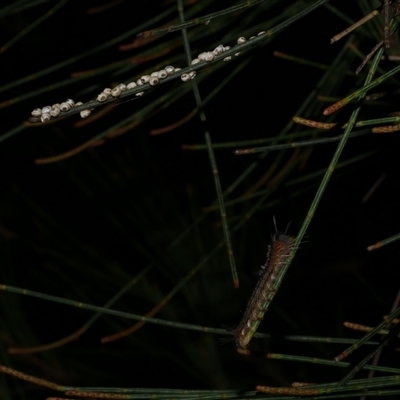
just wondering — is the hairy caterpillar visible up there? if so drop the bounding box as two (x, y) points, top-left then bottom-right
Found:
(235, 232), (295, 349)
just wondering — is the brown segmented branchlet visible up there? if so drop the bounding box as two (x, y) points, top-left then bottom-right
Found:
(235, 233), (295, 349)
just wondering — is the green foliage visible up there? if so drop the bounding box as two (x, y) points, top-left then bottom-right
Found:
(1, 1), (400, 399)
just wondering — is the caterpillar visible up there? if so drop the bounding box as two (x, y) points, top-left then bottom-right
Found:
(235, 232), (295, 349)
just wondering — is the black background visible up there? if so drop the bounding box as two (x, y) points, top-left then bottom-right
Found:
(2, 1), (400, 399)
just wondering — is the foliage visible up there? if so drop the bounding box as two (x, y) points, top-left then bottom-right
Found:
(1, 1), (400, 399)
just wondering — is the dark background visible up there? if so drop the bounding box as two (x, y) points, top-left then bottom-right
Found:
(2, 1), (400, 399)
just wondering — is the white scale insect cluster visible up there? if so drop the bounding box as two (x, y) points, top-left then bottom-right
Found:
(30, 99), (90, 123)
(29, 32), (265, 124)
